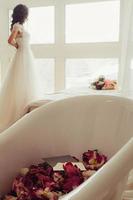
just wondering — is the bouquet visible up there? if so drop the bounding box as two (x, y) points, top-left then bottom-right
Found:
(91, 75), (117, 90)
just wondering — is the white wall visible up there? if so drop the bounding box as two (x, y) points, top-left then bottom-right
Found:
(0, 0), (11, 77)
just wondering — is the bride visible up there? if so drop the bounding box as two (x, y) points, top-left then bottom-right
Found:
(0, 4), (42, 132)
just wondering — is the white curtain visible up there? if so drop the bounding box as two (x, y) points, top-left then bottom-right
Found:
(119, 1), (133, 199)
(119, 0), (133, 98)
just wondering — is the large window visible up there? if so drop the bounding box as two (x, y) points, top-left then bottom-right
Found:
(66, 1), (120, 43)
(8, 0), (120, 93)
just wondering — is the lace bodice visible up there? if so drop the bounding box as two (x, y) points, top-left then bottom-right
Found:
(13, 23), (30, 49)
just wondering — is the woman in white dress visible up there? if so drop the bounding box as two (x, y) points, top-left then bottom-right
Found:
(0, 4), (42, 132)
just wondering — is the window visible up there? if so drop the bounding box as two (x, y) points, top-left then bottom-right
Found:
(66, 59), (118, 89)
(66, 1), (120, 43)
(35, 59), (55, 94)
(27, 7), (55, 44)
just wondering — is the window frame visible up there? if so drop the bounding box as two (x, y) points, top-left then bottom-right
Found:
(7, 0), (120, 91)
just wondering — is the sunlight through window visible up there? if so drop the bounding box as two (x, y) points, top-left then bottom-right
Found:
(66, 1), (120, 43)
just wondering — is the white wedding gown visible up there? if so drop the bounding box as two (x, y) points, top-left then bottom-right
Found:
(0, 23), (42, 132)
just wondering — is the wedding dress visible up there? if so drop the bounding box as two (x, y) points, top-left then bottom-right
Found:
(0, 23), (42, 132)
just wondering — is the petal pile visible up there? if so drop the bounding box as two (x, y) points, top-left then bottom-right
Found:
(2, 150), (107, 200)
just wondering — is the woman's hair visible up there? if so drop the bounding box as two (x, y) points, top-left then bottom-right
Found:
(11, 4), (29, 30)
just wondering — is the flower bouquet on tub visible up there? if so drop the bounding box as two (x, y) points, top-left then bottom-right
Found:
(91, 75), (117, 90)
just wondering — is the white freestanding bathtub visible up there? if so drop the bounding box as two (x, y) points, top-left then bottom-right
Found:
(0, 95), (133, 200)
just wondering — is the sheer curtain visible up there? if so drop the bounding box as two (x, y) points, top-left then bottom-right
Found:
(119, 0), (133, 200)
(119, 0), (133, 98)
(119, 1), (133, 199)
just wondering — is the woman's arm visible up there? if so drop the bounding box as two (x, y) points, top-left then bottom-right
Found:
(8, 27), (19, 49)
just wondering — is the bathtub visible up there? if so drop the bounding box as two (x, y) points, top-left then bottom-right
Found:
(0, 95), (133, 200)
